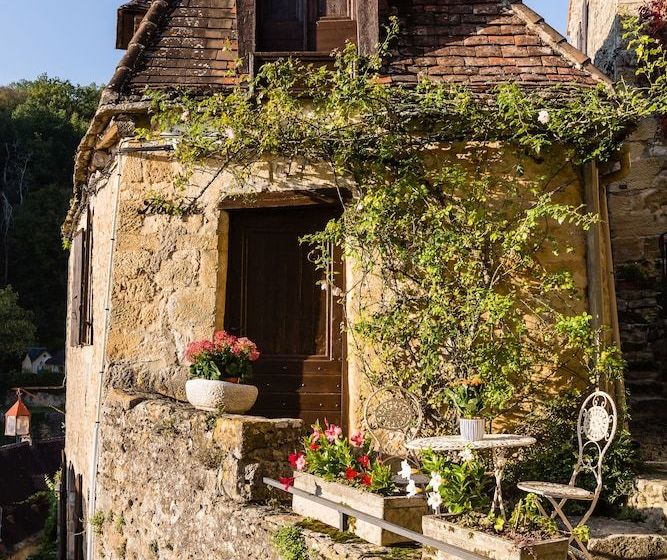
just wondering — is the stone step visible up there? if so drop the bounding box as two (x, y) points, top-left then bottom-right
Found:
(627, 379), (666, 396)
(587, 517), (667, 560)
(626, 370), (662, 382)
(628, 397), (667, 420)
(629, 474), (667, 532)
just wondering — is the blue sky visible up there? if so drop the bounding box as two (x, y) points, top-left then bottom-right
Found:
(0, 0), (569, 87)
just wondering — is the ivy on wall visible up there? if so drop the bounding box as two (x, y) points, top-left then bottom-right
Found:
(136, 18), (666, 425)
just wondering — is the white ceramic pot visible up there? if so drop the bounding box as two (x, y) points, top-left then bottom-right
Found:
(459, 418), (486, 442)
(185, 379), (258, 414)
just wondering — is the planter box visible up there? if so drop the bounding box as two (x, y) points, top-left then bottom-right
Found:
(422, 515), (569, 560)
(292, 472), (427, 546)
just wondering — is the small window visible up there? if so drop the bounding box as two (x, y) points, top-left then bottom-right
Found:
(256, 0), (356, 54)
(70, 209), (94, 346)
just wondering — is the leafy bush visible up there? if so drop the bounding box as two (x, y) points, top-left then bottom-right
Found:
(272, 525), (309, 560)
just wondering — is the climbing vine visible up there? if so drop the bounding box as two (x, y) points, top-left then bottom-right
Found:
(138, 17), (665, 424)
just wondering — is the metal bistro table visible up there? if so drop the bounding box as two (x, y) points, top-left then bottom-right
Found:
(406, 434), (537, 519)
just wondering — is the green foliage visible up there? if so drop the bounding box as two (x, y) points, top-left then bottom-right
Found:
(0, 285), (36, 364)
(0, 76), (100, 349)
(508, 494), (559, 536)
(421, 449), (491, 514)
(444, 377), (486, 419)
(90, 511), (106, 535)
(272, 525), (310, 560)
(506, 390), (640, 513)
(26, 472), (61, 560)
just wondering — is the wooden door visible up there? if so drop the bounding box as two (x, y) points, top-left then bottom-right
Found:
(225, 206), (345, 427)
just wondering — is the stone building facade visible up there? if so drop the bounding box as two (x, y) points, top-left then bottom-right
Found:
(63, 1), (627, 558)
(568, 0), (667, 462)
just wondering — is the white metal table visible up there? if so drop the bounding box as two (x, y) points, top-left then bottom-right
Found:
(406, 434), (537, 518)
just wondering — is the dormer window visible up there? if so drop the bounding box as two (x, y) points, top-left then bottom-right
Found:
(116, 0), (149, 50)
(256, 0), (357, 54)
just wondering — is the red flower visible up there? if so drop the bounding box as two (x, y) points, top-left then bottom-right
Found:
(358, 455), (370, 469)
(345, 467), (359, 480)
(309, 441), (320, 451)
(360, 473), (372, 487)
(279, 477), (295, 491)
(288, 452), (303, 469)
(350, 431), (365, 447)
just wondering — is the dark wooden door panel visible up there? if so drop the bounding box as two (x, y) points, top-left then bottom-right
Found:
(226, 206), (345, 425)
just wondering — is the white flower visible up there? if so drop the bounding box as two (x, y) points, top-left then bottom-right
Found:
(406, 479), (419, 498)
(429, 472), (442, 492)
(180, 109), (190, 122)
(537, 109), (550, 125)
(356, 202), (364, 212)
(331, 286), (343, 297)
(427, 491), (442, 512)
(399, 460), (413, 480)
(458, 447), (474, 463)
(224, 127), (236, 139)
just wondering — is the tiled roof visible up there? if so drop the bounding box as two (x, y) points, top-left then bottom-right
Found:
(119, 0), (152, 10)
(106, 0), (607, 98)
(378, 0), (608, 88)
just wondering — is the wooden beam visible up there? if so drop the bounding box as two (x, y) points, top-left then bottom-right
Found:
(355, 0), (378, 55)
(219, 188), (349, 210)
(237, 0), (256, 72)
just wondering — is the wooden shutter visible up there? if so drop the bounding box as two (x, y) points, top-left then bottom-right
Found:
(81, 210), (94, 346)
(69, 232), (84, 347)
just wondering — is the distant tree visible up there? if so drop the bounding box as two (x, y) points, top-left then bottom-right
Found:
(0, 285), (36, 368)
(0, 75), (100, 349)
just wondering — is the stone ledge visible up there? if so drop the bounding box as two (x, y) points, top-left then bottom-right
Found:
(587, 517), (667, 560)
(102, 389), (302, 502)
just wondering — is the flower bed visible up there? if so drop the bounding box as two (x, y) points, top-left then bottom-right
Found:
(284, 421), (427, 546)
(422, 515), (569, 560)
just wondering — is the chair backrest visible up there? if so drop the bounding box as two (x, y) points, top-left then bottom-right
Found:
(573, 390), (618, 491)
(363, 386), (424, 457)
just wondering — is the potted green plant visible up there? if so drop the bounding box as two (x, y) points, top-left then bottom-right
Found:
(285, 420), (427, 546)
(184, 331), (259, 413)
(445, 377), (486, 441)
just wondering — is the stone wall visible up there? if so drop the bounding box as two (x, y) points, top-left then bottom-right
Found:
(568, 0), (667, 461)
(92, 389), (414, 560)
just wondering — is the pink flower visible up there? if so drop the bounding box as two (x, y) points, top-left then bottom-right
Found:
(234, 337), (260, 361)
(214, 330), (237, 349)
(279, 477), (295, 491)
(311, 429), (321, 442)
(350, 432), (364, 447)
(295, 455), (307, 472)
(185, 340), (216, 362)
(325, 423), (343, 442)
(288, 451), (303, 469)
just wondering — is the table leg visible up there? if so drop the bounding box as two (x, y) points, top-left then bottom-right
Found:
(491, 448), (508, 519)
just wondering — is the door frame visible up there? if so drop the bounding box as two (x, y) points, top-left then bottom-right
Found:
(219, 189), (350, 432)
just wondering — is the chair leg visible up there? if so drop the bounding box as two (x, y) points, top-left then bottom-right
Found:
(545, 496), (592, 560)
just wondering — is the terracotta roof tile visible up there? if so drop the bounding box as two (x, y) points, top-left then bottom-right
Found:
(379, 0), (606, 89)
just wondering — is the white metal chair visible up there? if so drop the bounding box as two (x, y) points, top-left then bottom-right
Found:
(517, 390), (618, 560)
(363, 386), (424, 466)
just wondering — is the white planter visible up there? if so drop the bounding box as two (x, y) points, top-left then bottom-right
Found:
(293, 472), (427, 546)
(185, 379), (258, 414)
(459, 418), (486, 441)
(422, 516), (569, 560)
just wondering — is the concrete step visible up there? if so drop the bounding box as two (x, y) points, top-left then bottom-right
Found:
(587, 517), (667, 560)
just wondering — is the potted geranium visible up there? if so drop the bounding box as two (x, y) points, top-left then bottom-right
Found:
(409, 450), (569, 560)
(184, 330), (260, 414)
(445, 377), (487, 441)
(285, 420), (427, 546)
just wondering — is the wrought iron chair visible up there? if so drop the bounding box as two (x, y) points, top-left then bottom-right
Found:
(363, 386), (424, 469)
(517, 390), (618, 560)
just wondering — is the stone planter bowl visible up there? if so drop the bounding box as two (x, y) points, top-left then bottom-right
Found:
(459, 418), (486, 441)
(185, 378), (258, 414)
(422, 516), (568, 560)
